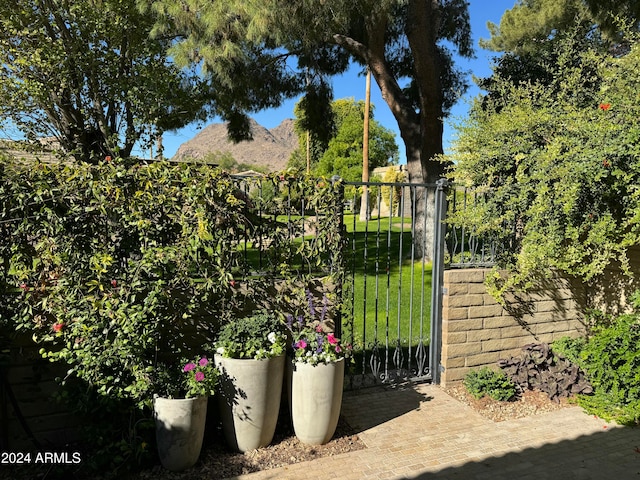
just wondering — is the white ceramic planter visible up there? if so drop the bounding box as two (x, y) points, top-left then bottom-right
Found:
(290, 357), (344, 445)
(214, 354), (285, 452)
(153, 396), (208, 471)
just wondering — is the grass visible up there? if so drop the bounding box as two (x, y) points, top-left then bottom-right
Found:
(343, 214), (432, 353)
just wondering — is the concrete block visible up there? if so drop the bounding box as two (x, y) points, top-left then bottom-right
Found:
(465, 351), (502, 367)
(443, 342), (482, 358)
(482, 337), (533, 353)
(442, 331), (468, 345)
(445, 294), (484, 308)
(444, 319), (484, 332)
(443, 307), (469, 321)
(469, 305), (504, 318)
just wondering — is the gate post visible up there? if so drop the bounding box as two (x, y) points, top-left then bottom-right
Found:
(331, 175), (345, 340)
(429, 178), (448, 384)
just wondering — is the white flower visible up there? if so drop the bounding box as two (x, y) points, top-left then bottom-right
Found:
(267, 332), (277, 344)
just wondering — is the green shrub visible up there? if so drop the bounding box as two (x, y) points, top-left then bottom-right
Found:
(463, 367), (516, 401)
(551, 336), (587, 366)
(576, 298), (640, 425)
(215, 311), (287, 359)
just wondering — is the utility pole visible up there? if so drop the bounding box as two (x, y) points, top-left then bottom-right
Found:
(359, 68), (372, 221)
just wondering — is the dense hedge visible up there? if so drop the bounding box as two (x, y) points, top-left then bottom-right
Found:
(0, 157), (345, 407)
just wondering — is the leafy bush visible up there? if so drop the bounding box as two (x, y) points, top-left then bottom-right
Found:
(463, 367), (517, 401)
(551, 336), (587, 366)
(215, 311), (287, 359)
(498, 343), (592, 402)
(575, 298), (640, 425)
(0, 158), (345, 404)
(447, 34), (640, 299)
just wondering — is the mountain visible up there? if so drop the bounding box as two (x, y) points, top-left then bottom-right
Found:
(173, 118), (298, 172)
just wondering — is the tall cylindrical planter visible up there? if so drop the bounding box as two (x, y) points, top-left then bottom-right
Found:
(214, 354), (285, 452)
(153, 396), (208, 471)
(290, 357), (345, 445)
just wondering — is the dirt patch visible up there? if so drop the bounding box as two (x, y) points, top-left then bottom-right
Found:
(442, 383), (571, 422)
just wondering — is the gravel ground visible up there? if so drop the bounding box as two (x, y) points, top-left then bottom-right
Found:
(132, 413), (365, 480)
(442, 384), (571, 422)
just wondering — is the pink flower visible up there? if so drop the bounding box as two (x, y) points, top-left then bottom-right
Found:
(19, 283), (29, 292)
(183, 363), (196, 372)
(52, 322), (64, 333)
(111, 279), (117, 288)
(199, 357), (209, 367)
(195, 371), (205, 382)
(327, 333), (338, 345)
(316, 324), (323, 333)
(335, 345), (342, 353)
(295, 339), (307, 350)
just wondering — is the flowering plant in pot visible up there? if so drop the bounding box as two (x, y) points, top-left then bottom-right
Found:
(287, 291), (352, 365)
(215, 311), (287, 359)
(214, 311), (288, 452)
(286, 290), (350, 445)
(152, 356), (219, 472)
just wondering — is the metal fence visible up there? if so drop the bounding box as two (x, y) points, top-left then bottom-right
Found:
(227, 175), (507, 389)
(340, 180), (446, 387)
(445, 186), (512, 269)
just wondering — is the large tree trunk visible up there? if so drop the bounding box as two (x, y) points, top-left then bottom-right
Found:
(332, 1), (446, 260)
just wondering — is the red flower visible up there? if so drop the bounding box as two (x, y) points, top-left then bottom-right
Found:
(111, 279), (117, 288)
(327, 333), (338, 345)
(105, 155), (112, 162)
(598, 103), (611, 111)
(230, 280), (236, 288)
(52, 322), (64, 333)
(19, 283), (29, 292)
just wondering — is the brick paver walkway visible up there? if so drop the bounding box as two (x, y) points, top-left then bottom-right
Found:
(227, 383), (639, 480)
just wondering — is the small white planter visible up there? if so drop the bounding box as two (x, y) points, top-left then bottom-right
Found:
(153, 396), (208, 471)
(290, 357), (344, 445)
(214, 354), (285, 452)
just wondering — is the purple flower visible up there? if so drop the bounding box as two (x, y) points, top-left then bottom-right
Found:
(316, 334), (324, 353)
(306, 289), (315, 317)
(286, 314), (294, 329)
(320, 295), (328, 322)
(183, 362), (196, 372)
(195, 371), (205, 382)
(199, 357), (209, 367)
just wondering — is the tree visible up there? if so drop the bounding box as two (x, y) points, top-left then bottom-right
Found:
(312, 98), (398, 182)
(481, 0), (640, 54)
(0, 0), (208, 162)
(289, 97), (398, 180)
(448, 21), (640, 298)
(148, 0), (473, 258)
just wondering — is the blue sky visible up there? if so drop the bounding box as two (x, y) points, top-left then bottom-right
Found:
(159, 1), (517, 161)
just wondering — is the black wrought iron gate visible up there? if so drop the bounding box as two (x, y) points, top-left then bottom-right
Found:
(340, 179), (447, 389)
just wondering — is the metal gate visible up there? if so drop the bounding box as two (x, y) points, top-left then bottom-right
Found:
(340, 179), (447, 388)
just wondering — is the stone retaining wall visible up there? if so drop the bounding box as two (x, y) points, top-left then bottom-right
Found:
(440, 269), (588, 385)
